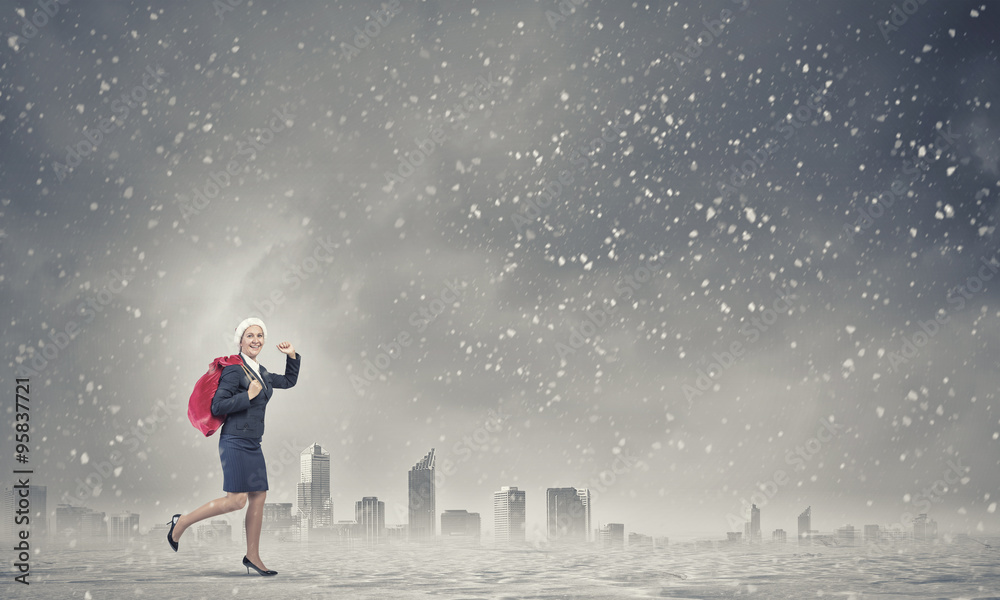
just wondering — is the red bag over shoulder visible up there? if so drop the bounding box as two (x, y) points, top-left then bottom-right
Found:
(188, 354), (243, 437)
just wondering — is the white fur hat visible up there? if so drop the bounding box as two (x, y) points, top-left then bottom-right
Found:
(234, 317), (267, 346)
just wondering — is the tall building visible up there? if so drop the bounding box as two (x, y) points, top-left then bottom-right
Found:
(297, 443), (333, 529)
(599, 523), (625, 549)
(261, 503), (300, 542)
(749, 504), (761, 543)
(493, 486), (526, 544)
(356, 497), (385, 543)
(864, 524), (880, 543)
(441, 509), (481, 539)
(55, 504), (106, 543)
(198, 519), (232, 545)
(4, 485), (48, 541)
(913, 514), (937, 540)
(797, 506), (811, 545)
(408, 449), (436, 539)
(546, 488), (588, 543)
(1, 487), (14, 541)
(577, 489), (592, 542)
(837, 524), (857, 545)
(109, 512), (139, 545)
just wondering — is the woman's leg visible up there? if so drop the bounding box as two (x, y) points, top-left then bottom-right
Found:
(172, 492), (247, 542)
(245, 490), (268, 569)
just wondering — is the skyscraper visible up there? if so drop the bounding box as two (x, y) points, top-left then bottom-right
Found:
(599, 523), (625, 549)
(577, 489), (592, 542)
(546, 487), (588, 543)
(493, 486), (525, 544)
(297, 443), (333, 529)
(441, 509), (481, 539)
(356, 497), (385, 543)
(408, 449), (436, 539)
(4, 485), (48, 541)
(749, 503), (761, 543)
(109, 511), (139, 545)
(797, 506), (811, 545)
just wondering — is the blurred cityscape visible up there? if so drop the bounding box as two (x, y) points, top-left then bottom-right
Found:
(2, 445), (965, 551)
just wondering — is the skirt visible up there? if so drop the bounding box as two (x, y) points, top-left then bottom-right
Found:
(218, 433), (269, 492)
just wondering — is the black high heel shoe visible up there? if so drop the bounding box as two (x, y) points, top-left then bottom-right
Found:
(243, 555), (277, 576)
(166, 514), (181, 552)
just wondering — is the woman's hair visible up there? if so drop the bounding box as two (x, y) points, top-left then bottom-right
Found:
(234, 317), (268, 347)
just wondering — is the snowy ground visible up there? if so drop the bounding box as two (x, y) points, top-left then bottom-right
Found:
(4, 539), (998, 599)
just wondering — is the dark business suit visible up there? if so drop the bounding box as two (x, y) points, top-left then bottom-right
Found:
(211, 353), (301, 491)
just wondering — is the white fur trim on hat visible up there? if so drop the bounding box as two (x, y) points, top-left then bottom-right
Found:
(234, 317), (268, 345)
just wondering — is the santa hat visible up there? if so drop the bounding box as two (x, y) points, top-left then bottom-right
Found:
(234, 317), (268, 346)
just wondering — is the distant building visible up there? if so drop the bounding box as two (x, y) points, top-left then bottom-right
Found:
(2, 485), (47, 541)
(55, 504), (106, 543)
(546, 488), (588, 543)
(198, 519), (232, 545)
(298, 443), (333, 529)
(836, 525), (857, 545)
(797, 506), (811, 545)
(441, 509), (481, 540)
(773, 529), (787, 543)
(493, 486), (526, 544)
(727, 531), (743, 543)
(262, 502), (300, 542)
(356, 497), (385, 543)
(599, 523), (625, 549)
(864, 524), (880, 543)
(749, 504), (761, 543)
(577, 489), (592, 542)
(408, 449), (436, 539)
(109, 512), (139, 545)
(654, 536), (669, 548)
(913, 514), (937, 540)
(628, 532), (654, 548)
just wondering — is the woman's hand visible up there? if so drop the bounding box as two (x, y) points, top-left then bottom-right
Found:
(248, 379), (263, 399)
(276, 341), (296, 359)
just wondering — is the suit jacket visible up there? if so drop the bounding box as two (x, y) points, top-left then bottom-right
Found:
(211, 352), (301, 439)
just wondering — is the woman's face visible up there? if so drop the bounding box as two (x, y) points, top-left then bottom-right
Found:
(240, 325), (264, 360)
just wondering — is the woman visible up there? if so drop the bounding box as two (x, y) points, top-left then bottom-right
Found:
(166, 317), (301, 576)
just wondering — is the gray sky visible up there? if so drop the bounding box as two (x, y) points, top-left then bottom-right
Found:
(2, 0), (998, 540)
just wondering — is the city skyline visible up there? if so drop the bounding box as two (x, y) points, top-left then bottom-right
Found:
(3, 441), (988, 543)
(2, 1), (998, 548)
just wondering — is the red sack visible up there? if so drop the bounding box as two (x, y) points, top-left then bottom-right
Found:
(188, 354), (243, 437)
